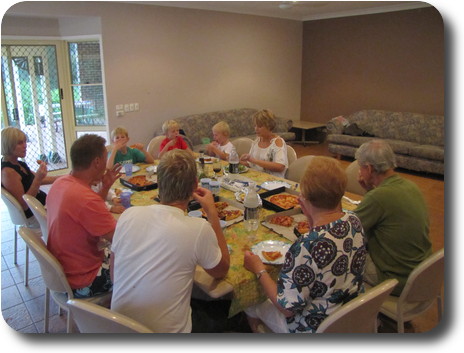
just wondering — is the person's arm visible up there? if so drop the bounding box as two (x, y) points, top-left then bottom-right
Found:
(192, 187), (230, 278)
(244, 251), (293, 317)
(131, 143), (155, 163)
(110, 252), (115, 282)
(158, 138), (176, 158)
(98, 164), (122, 200)
(240, 138), (286, 172)
(106, 138), (127, 169)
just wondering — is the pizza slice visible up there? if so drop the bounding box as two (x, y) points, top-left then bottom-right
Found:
(269, 215), (294, 227)
(262, 251), (282, 262)
(219, 209), (242, 221)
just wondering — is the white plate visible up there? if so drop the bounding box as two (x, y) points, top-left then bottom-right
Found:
(146, 165), (157, 173)
(251, 240), (291, 265)
(223, 165), (248, 174)
(120, 165), (141, 174)
(261, 180), (291, 191)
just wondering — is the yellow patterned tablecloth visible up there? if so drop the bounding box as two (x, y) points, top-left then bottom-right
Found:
(113, 162), (360, 318)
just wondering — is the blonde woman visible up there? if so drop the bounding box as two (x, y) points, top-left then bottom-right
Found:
(205, 121), (234, 160)
(158, 120), (191, 158)
(240, 109), (288, 178)
(1, 127), (58, 225)
(243, 157), (366, 333)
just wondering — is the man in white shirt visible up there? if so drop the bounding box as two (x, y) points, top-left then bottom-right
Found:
(110, 150), (230, 332)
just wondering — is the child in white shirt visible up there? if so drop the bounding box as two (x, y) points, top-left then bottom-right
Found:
(206, 121), (234, 160)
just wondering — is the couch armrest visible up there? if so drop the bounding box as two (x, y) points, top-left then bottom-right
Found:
(326, 116), (349, 134)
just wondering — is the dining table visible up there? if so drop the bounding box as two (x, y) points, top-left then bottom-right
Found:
(110, 159), (363, 318)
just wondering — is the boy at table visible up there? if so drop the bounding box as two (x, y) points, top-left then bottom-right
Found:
(106, 126), (154, 169)
(205, 121), (234, 160)
(110, 149), (230, 333)
(158, 120), (192, 159)
(243, 157), (366, 333)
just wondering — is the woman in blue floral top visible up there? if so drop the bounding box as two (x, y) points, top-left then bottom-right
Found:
(244, 156), (366, 333)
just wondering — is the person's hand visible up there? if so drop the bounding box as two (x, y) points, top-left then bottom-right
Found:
(110, 205), (126, 214)
(113, 137), (128, 151)
(244, 250), (265, 274)
(112, 197), (121, 205)
(131, 143), (144, 150)
(35, 160), (48, 182)
(192, 187), (217, 217)
(101, 163), (122, 190)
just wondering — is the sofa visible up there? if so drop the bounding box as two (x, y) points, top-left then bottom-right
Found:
(326, 110), (444, 175)
(154, 108), (295, 152)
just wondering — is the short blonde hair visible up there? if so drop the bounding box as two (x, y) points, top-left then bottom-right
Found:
(252, 109), (276, 131)
(212, 121), (230, 137)
(157, 149), (197, 204)
(1, 127), (27, 158)
(162, 120), (180, 134)
(300, 156), (347, 209)
(111, 126), (129, 140)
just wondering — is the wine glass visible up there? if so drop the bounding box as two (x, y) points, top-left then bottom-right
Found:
(212, 161), (222, 179)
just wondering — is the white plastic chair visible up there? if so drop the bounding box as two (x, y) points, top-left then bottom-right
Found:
(285, 155), (315, 182)
(23, 194), (48, 242)
(345, 160), (367, 196)
(67, 299), (154, 333)
(1, 187), (41, 286)
(286, 145), (297, 166)
(376, 248), (444, 333)
(18, 227), (112, 333)
(231, 137), (253, 157)
(316, 279), (398, 333)
(146, 135), (165, 159)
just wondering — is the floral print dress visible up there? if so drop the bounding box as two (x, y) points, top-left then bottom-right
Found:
(276, 211), (366, 333)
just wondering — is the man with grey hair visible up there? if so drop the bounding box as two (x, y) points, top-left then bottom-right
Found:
(354, 139), (432, 296)
(110, 149), (230, 332)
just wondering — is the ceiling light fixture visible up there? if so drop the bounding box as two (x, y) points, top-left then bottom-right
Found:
(279, 2), (295, 10)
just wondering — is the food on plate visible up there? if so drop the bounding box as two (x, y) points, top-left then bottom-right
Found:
(262, 251), (283, 262)
(215, 201), (229, 211)
(295, 220), (310, 235)
(267, 194), (299, 209)
(269, 215), (294, 227)
(127, 175), (153, 186)
(218, 209), (242, 221)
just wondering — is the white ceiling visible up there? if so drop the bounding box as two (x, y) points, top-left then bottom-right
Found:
(128, 1), (431, 21)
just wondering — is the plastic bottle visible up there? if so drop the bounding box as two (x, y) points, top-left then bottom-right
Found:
(228, 147), (239, 174)
(243, 182), (261, 234)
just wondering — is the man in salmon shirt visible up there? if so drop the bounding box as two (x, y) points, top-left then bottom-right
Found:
(47, 134), (121, 298)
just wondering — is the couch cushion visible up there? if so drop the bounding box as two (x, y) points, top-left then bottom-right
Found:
(408, 145), (444, 162)
(327, 135), (419, 155)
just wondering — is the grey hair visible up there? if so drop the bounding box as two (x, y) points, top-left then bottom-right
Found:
(355, 139), (397, 173)
(157, 149), (197, 204)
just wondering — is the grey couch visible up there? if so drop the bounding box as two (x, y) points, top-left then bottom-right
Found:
(154, 108), (295, 152)
(326, 110), (444, 175)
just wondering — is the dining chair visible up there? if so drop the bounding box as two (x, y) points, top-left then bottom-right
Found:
(286, 145), (297, 166)
(345, 160), (367, 196)
(231, 137), (253, 157)
(285, 155), (315, 182)
(316, 279), (398, 333)
(1, 187), (41, 286)
(374, 248), (444, 333)
(22, 194), (48, 242)
(146, 135), (165, 159)
(67, 299), (154, 333)
(18, 227), (112, 333)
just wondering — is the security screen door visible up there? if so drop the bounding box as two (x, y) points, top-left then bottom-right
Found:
(2, 43), (68, 171)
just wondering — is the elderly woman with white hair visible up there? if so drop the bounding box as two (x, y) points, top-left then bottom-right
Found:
(354, 139), (432, 296)
(1, 127), (58, 226)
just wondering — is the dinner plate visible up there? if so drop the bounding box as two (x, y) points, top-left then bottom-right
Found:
(251, 240), (291, 265)
(261, 180), (291, 191)
(146, 165), (157, 173)
(223, 165), (248, 174)
(196, 158), (213, 164)
(120, 165), (141, 174)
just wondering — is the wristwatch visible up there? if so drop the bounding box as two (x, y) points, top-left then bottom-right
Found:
(256, 269), (267, 280)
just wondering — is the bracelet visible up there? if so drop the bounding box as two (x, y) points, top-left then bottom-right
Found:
(256, 269), (267, 280)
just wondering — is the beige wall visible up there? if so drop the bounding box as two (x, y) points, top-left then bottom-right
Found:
(2, 1), (302, 145)
(300, 7), (444, 123)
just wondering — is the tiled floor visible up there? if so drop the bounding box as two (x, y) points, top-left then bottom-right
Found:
(1, 200), (67, 333)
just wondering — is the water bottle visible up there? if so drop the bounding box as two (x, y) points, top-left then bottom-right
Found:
(228, 147), (239, 174)
(244, 182), (261, 235)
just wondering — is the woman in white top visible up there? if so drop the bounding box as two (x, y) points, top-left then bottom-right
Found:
(240, 109), (288, 178)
